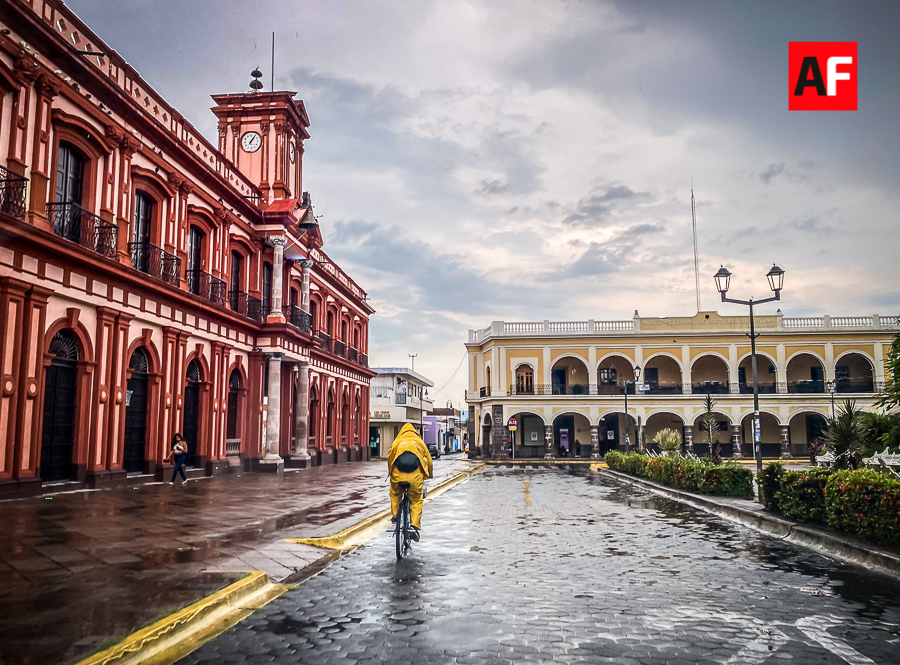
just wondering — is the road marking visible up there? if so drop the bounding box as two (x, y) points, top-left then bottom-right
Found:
(796, 616), (878, 665)
(523, 469), (532, 506)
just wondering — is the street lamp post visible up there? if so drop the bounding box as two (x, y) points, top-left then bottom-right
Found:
(826, 379), (836, 419)
(714, 263), (785, 476)
(610, 363), (642, 453)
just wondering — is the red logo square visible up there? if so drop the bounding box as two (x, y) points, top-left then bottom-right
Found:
(789, 42), (857, 111)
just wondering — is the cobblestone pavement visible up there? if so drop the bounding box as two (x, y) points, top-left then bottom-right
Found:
(0, 458), (469, 665)
(180, 465), (900, 665)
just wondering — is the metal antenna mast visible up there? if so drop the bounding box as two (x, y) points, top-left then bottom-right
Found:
(691, 186), (701, 312)
(271, 32), (275, 91)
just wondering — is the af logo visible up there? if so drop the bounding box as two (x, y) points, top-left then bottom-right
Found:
(789, 42), (857, 111)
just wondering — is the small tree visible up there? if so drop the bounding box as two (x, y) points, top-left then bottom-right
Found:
(876, 332), (900, 411)
(826, 399), (866, 469)
(654, 428), (682, 456)
(701, 394), (721, 462)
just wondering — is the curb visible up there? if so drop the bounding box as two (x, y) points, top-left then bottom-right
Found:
(287, 467), (479, 550)
(600, 468), (900, 580)
(72, 571), (290, 665)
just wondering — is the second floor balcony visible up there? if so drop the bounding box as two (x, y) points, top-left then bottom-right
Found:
(283, 305), (312, 333)
(47, 202), (117, 261)
(0, 165), (27, 218)
(186, 269), (226, 307)
(129, 242), (181, 287)
(229, 290), (264, 321)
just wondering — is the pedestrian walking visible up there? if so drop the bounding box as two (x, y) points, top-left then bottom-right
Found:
(166, 433), (188, 484)
(575, 439), (582, 457)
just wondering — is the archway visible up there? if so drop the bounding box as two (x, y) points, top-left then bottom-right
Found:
(692, 411), (732, 457)
(644, 355), (683, 394)
(514, 364), (534, 395)
(597, 355), (633, 395)
(481, 412), (492, 457)
(835, 352), (875, 393)
(40, 330), (80, 482)
(123, 348), (150, 474)
(551, 356), (590, 395)
(309, 386), (319, 451)
(552, 412), (591, 457)
(183, 360), (202, 467)
(788, 411), (828, 458)
(691, 355), (729, 394)
(598, 412), (638, 455)
(738, 353), (778, 394)
(508, 411), (545, 458)
(326, 390), (335, 448)
(786, 353), (825, 393)
(225, 369), (242, 458)
(643, 412), (686, 453)
(740, 412), (781, 458)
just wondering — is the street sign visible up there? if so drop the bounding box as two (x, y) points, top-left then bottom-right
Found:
(507, 416), (517, 431)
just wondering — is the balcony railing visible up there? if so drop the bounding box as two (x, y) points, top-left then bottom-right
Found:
(835, 380), (876, 394)
(283, 305), (312, 333)
(691, 382), (730, 395)
(348, 347), (359, 363)
(787, 380), (825, 394)
(128, 242), (180, 286)
(359, 352), (369, 368)
(317, 331), (331, 353)
(738, 383), (777, 394)
(0, 165), (27, 218)
(333, 340), (346, 357)
(228, 290), (264, 321)
(396, 394), (408, 405)
(47, 202), (117, 260)
(186, 269), (226, 306)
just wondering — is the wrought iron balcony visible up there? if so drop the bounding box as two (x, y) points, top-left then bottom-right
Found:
(186, 269), (226, 306)
(359, 352), (368, 368)
(0, 165), (27, 218)
(692, 381), (730, 395)
(835, 380), (875, 394)
(228, 290), (264, 321)
(348, 347), (359, 362)
(128, 241), (180, 286)
(738, 383), (777, 394)
(396, 394), (407, 405)
(333, 340), (346, 357)
(283, 305), (312, 332)
(317, 331), (331, 352)
(787, 380), (825, 394)
(47, 202), (118, 260)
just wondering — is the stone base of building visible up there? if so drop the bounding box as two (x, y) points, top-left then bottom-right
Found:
(320, 448), (337, 465)
(245, 456), (284, 475)
(284, 454), (312, 469)
(337, 446), (349, 464)
(205, 459), (230, 476)
(0, 476), (45, 498)
(85, 469), (128, 489)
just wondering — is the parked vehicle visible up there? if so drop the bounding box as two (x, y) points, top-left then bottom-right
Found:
(427, 443), (441, 459)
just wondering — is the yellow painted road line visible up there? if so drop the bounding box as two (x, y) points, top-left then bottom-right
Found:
(287, 467), (481, 551)
(73, 571), (290, 665)
(522, 468), (532, 506)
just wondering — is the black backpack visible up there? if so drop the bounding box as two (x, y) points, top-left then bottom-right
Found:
(393, 450), (420, 473)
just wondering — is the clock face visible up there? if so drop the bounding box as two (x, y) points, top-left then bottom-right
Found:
(289, 141), (296, 163)
(241, 131), (261, 153)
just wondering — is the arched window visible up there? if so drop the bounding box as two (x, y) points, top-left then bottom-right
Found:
(353, 327), (359, 350)
(131, 191), (153, 273)
(327, 311), (335, 338)
(55, 142), (85, 205)
(341, 320), (348, 342)
(187, 226), (204, 295)
(226, 370), (241, 440)
(229, 251), (243, 311)
(262, 262), (273, 314)
(515, 365), (534, 394)
(310, 299), (319, 332)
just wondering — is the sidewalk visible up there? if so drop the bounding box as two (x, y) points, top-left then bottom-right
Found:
(599, 468), (900, 580)
(0, 459), (472, 665)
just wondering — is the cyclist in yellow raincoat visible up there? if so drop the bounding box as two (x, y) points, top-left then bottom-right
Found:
(387, 423), (434, 541)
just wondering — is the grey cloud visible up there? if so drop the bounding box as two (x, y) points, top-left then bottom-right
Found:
(477, 180), (511, 196)
(760, 163), (786, 185)
(547, 242), (619, 281)
(562, 185), (650, 227)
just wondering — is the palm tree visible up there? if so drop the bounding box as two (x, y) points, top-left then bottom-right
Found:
(826, 399), (866, 469)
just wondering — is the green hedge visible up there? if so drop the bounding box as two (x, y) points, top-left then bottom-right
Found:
(606, 451), (753, 498)
(762, 463), (900, 547)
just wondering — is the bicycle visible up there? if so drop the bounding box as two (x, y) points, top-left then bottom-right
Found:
(395, 482), (412, 559)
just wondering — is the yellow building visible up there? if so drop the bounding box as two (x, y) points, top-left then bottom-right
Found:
(464, 311), (899, 460)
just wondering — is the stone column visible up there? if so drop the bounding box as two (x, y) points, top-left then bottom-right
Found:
(263, 353), (284, 467)
(491, 405), (509, 460)
(731, 425), (743, 459)
(544, 425), (555, 460)
(266, 237), (286, 322)
(684, 425), (694, 454)
(300, 259), (313, 313)
(779, 425), (792, 459)
(289, 360), (311, 466)
(590, 425), (600, 460)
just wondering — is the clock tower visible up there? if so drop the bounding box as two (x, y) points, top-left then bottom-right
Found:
(211, 90), (310, 203)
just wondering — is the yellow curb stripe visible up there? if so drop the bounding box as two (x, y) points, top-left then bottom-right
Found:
(522, 469), (532, 506)
(73, 571), (291, 665)
(286, 467), (481, 550)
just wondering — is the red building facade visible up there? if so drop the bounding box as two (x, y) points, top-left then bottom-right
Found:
(0, 0), (374, 496)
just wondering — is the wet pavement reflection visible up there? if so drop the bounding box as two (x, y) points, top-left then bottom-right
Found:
(0, 459), (469, 665)
(179, 465), (900, 665)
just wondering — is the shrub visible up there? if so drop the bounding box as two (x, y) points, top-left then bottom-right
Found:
(758, 462), (785, 511)
(773, 468), (833, 524)
(654, 428), (682, 455)
(825, 469), (900, 547)
(607, 451), (752, 498)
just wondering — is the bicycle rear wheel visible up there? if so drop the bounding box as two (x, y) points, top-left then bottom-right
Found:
(395, 493), (409, 559)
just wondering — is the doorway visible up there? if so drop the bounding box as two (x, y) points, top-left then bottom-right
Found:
(123, 348), (149, 474)
(40, 331), (79, 482)
(183, 360), (201, 467)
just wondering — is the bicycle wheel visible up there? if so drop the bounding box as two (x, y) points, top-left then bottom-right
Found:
(395, 497), (404, 559)
(402, 495), (411, 554)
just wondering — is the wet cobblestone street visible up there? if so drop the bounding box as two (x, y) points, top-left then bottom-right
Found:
(181, 465), (900, 665)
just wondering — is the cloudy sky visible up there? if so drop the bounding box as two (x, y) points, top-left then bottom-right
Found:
(68, 0), (900, 405)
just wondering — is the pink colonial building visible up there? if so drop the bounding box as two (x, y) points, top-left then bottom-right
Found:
(0, 0), (374, 496)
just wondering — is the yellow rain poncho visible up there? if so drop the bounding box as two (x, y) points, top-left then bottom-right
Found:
(387, 423), (434, 529)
